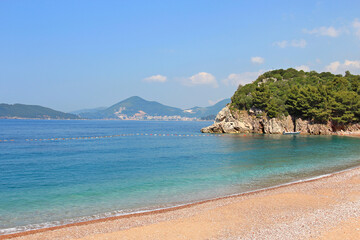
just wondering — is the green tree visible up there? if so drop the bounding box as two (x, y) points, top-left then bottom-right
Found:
(230, 68), (360, 124)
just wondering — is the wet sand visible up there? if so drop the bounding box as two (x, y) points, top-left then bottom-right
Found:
(1, 167), (360, 240)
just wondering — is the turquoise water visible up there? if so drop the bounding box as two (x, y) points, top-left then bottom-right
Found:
(1, 119), (360, 234)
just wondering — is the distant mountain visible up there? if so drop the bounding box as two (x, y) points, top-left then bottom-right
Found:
(103, 96), (185, 118)
(0, 98), (230, 120)
(78, 96), (184, 119)
(0, 104), (79, 119)
(185, 98), (231, 118)
(76, 96), (230, 120)
(70, 107), (106, 115)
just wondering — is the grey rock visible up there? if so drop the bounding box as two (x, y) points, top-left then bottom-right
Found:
(201, 105), (360, 135)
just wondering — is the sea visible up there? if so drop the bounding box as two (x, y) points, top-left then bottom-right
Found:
(1, 119), (360, 235)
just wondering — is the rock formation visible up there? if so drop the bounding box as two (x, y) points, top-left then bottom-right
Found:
(201, 105), (360, 135)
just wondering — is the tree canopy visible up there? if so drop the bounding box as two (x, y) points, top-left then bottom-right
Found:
(231, 69), (360, 124)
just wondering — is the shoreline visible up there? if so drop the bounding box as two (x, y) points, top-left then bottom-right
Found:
(2, 164), (360, 240)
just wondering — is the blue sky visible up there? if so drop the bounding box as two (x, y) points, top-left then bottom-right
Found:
(1, 0), (360, 112)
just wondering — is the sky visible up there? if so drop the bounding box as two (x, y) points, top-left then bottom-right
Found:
(1, 0), (360, 112)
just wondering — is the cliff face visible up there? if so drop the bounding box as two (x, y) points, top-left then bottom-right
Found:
(201, 106), (360, 135)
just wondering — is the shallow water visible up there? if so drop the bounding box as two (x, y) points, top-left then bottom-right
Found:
(1, 119), (360, 234)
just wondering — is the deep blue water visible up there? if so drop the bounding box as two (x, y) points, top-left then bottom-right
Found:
(1, 119), (360, 234)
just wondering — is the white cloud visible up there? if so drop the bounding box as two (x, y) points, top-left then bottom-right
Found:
(325, 61), (341, 73)
(274, 40), (288, 48)
(304, 19), (360, 40)
(353, 19), (360, 38)
(325, 60), (360, 74)
(345, 60), (360, 68)
(251, 56), (265, 64)
(183, 72), (218, 88)
(303, 26), (340, 37)
(295, 65), (310, 72)
(222, 70), (264, 87)
(291, 39), (307, 48)
(143, 74), (167, 83)
(274, 39), (307, 48)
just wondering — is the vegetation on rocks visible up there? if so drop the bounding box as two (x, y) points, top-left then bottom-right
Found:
(231, 69), (360, 125)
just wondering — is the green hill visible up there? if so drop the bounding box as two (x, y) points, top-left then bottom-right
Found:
(231, 68), (360, 125)
(0, 104), (79, 119)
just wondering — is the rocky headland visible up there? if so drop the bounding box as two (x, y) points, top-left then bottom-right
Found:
(201, 105), (360, 135)
(202, 68), (360, 135)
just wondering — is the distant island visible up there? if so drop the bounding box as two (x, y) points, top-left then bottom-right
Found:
(0, 104), (79, 120)
(202, 68), (360, 135)
(0, 97), (230, 121)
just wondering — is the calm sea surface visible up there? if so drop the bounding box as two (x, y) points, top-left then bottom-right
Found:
(1, 119), (360, 234)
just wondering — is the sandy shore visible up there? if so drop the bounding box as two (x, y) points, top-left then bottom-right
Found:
(1, 167), (360, 240)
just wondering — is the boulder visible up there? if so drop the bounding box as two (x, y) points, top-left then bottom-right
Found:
(201, 123), (224, 133)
